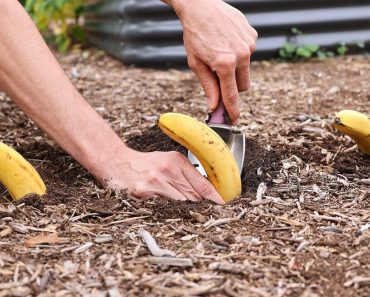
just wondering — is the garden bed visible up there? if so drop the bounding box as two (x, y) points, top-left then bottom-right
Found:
(0, 51), (369, 296)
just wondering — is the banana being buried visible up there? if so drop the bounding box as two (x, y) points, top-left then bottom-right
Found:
(158, 113), (241, 202)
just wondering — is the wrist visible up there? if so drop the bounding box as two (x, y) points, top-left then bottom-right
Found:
(86, 142), (135, 186)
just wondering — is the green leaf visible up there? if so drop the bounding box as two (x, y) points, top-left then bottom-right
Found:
(291, 27), (303, 35)
(25, 0), (36, 12)
(71, 26), (85, 43)
(282, 42), (296, 53)
(303, 44), (319, 53)
(279, 49), (288, 58)
(296, 47), (312, 58)
(56, 35), (70, 52)
(25, 0), (85, 52)
(337, 45), (347, 55)
(353, 40), (365, 49)
(317, 50), (328, 59)
(326, 51), (335, 57)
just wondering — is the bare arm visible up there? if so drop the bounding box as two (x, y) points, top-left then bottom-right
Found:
(0, 0), (131, 182)
(162, 0), (258, 123)
(0, 0), (224, 204)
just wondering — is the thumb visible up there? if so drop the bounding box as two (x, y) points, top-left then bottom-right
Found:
(190, 58), (220, 110)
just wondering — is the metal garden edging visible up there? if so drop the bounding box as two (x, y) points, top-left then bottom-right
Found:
(84, 0), (370, 67)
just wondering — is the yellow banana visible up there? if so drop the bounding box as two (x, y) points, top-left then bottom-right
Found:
(158, 113), (241, 202)
(332, 110), (370, 155)
(0, 142), (46, 200)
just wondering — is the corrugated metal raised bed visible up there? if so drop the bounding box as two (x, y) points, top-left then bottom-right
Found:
(84, 0), (370, 67)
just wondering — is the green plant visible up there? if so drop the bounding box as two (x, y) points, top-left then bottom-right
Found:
(336, 42), (348, 56)
(279, 28), (367, 61)
(279, 28), (321, 60)
(279, 42), (321, 60)
(25, 0), (85, 51)
(291, 27), (303, 35)
(353, 40), (365, 49)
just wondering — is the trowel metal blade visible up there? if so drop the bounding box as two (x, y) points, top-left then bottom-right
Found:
(187, 124), (245, 177)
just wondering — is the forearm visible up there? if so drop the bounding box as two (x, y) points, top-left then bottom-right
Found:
(0, 0), (131, 183)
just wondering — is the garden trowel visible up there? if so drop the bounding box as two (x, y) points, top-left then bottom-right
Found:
(188, 97), (245, 177)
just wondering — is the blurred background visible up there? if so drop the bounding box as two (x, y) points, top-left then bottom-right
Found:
(23, 0), (370, 67)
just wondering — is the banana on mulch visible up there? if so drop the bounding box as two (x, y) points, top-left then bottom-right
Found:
(0, 142), (46, 200)
(333, 110), (370, 155)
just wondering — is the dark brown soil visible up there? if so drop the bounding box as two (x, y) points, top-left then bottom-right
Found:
(281, 126), (370, 178)
(127, 125), (282, 195)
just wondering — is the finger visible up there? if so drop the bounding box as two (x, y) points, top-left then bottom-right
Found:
(162, 183), (189, 201)
(236, 56), (250, 92)
(167, 176), (202, 202)
(132, 181), (187, 201)
(182, 159), (225, 205)
(189, 58), (220, 110)
(217, 69), (240, 124)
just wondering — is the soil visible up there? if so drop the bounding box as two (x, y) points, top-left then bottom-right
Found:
(127, 125), (281, 195)
(0, 51), (370, 296)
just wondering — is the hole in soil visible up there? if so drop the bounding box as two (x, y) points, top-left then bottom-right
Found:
(126, 125), (281, 194)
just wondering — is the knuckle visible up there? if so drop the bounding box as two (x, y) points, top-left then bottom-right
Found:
(168, 150), (183, 160)
(187, 58), (198, 71)
(131, 182), (148, 197)
(249, 40), (256, 55)
(238, 48), (251, 61)
(213, 55), (237, 71)
(159, 162), (171, 174)
(223, 93), (238, 105)
(146, 171), (160, 185)
(161, 151), (184, 173)
(249, 42), (256, 53)
(236, 10), (245, 20)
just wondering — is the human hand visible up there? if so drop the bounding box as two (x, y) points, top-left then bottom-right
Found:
(171, 0), (258, 123)
(105, 149), (225, 204)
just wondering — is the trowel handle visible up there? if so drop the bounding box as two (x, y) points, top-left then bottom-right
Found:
(208, 77), (232, 125)
(208, 100), (227, 124)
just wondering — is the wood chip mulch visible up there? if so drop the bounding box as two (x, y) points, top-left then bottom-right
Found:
(0, 50), (369, 296)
